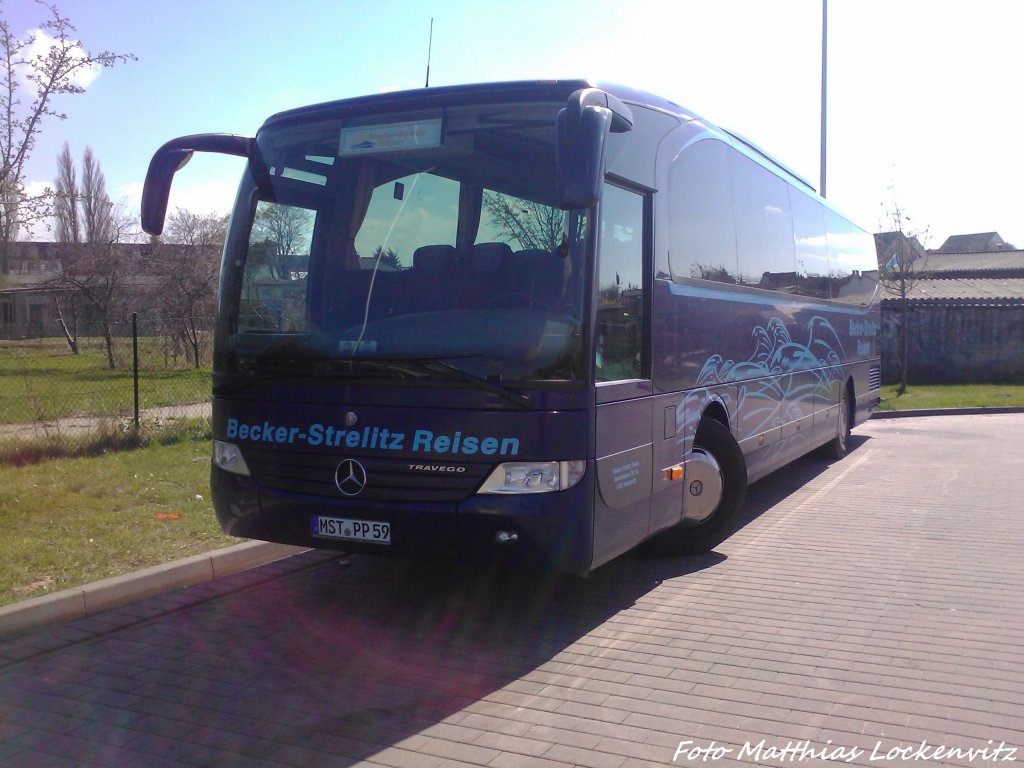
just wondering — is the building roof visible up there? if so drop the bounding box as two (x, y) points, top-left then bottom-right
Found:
(920, 250), (1024, 276)
(895, 276), (1024, 305)
(877, 235), (1024, 305)
(934, 232), (1014, 252)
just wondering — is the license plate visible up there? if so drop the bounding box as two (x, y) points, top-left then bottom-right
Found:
(312, 516), (391, 544)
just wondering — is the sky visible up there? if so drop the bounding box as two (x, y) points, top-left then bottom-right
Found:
(4, 0), (1023, 250)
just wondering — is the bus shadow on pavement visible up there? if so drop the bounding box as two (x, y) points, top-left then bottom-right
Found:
(82, 540), (730, 764)
(140, 439), (871, 765)
(143, 437), (871, 765)
(4, 436), (875, 766)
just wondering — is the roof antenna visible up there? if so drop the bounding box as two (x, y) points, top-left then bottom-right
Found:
(425, 18), (434, 88)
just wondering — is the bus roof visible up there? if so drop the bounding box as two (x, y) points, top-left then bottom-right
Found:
(262, 79), (693, 128)
(261, 78), (815, 196)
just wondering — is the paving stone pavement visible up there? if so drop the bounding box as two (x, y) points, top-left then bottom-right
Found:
(0, 413), (1022, 768)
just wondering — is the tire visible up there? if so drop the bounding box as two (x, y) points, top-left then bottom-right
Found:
(644, 419), (747, 556)
(824, 387), (852, 460)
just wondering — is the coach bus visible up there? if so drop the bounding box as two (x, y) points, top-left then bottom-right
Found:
(141, 79), (880, 576)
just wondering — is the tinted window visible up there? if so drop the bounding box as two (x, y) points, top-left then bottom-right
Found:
(731, 152), (795, 289)
(354, 173), (458, 268)
(596, 184), (645, 382)
(225, 99), (589, 383)
(669, 137), (876, 305)
(791, 187), (831, 299)
(668, 139), (737, 284)
(605, 107), (679, 189)
(826, 210), (879, 304)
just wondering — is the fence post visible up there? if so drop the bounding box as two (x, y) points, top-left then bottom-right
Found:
(133, 312), (140, 431)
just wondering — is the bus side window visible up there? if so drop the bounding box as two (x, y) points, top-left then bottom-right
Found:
(668, 139), (736, 284)
(596, 184), (646, 382)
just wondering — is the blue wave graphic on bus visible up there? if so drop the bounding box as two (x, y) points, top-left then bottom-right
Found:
(679, 316), (844, 452)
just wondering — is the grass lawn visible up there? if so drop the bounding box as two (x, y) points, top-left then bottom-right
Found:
(0, 437), (235, 607)
(877, 383), (1024, 410)
(0, 337), (210, 425)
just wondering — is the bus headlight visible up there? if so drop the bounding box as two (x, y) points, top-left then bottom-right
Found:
(478, 460), (585, 494)
(213, 440), (251, 476)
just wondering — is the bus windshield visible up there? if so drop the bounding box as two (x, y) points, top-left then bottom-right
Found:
(221, 100), (588, 387)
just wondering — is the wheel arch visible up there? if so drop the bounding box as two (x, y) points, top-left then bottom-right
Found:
(700, 400), (729, 428)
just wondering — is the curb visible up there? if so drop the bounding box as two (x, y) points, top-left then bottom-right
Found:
(0, 541), (307, 637)
(872, 405), (1024, 419)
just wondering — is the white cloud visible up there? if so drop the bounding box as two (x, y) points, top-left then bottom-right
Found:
(166, 178), (240, 218)
(116, 180), (145, 202)
(22, 180), (51, 198)
(11, 180), (54, 241)
(22, 28), (101, 90)
(115, 181), (145, 213)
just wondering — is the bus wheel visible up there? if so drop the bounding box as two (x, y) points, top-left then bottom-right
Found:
(824, 387), (852, 460)
(644, 419), (747, 556)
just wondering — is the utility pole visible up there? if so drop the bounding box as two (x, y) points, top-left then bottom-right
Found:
(820, 0), (828, 198)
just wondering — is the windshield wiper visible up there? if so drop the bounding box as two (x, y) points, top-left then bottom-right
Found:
(423, 359), (532, 408)
(234, 346), (532, 407)
(343, 354), (532, 408)
(240, 339), (399, 378)
(214, 357), (413, 396)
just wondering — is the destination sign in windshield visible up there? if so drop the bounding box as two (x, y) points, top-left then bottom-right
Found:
(338, 118), (443, 156)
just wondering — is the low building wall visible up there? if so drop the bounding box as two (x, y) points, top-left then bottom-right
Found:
(881, 302), (1024, 384)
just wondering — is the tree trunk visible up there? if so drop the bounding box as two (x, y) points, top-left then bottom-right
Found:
(52, 296), (79, 354)
(192, 335), (201, 369)
(102, 321), (116, 369)
(898, 298), (909, 395)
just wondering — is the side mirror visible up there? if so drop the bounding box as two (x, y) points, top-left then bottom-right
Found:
(141, 133), (254, 235)
(555, 107), (611, 209)
(555, 88), (633, 209)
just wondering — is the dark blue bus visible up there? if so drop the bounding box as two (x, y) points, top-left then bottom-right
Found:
(142, 80), (880, 576)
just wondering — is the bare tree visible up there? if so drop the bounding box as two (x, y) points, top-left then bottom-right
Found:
(252, 203), (312, 279)
(52, 141), (80, 352)
(53, 141), (79, 242)
(50, 145), (133, 367)
(164, 208), (226, 250)
(150, 207), (227, 367)
(0, 3), (135, 269)
(55, 212), (134, 368)
(482, 193), (564, 252)
(80, 146), (111, 243)
(691, 263), (737, 284)
(877, 184), (929, 395)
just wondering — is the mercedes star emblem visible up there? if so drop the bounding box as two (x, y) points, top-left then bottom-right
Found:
(335, 459), (367, 496)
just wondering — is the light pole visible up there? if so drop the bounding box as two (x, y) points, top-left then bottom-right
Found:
(820, 0), (828, 198)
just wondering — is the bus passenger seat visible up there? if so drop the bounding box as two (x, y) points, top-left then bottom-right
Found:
(407, 244), (456, 312)
(513, 248), (564, 308)
(534, 251), (567, 308)
(413, 244), (456, 272)
(509, 248), (545, 294)
(463, 242), (512, 307)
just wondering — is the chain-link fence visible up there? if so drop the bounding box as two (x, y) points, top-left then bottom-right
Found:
(0, 311), (213, 460)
